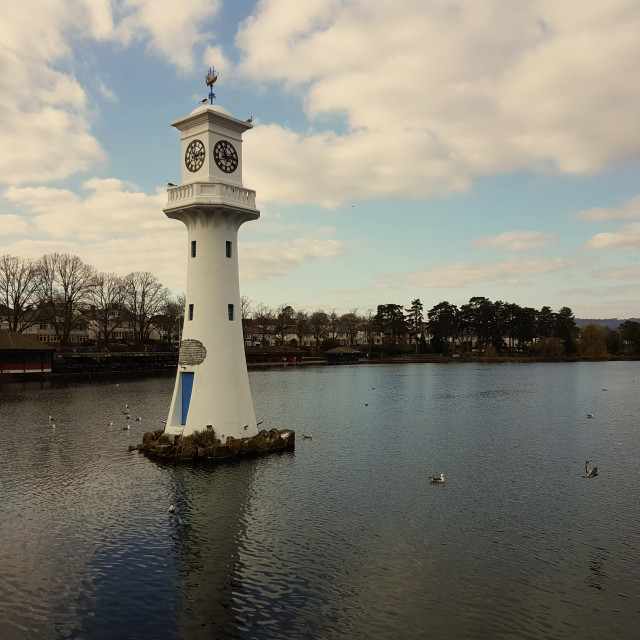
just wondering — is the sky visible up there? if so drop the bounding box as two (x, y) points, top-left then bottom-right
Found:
(1, 0), (640, 319)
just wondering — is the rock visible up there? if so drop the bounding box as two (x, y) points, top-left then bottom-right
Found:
(212, 444), (230, 458)
(134, 428), (295, 463)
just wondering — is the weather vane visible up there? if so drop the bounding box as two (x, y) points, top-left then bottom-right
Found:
(205, 66), (218, 104)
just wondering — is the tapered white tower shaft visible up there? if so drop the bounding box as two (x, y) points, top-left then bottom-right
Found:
(163, 103), (258, 440)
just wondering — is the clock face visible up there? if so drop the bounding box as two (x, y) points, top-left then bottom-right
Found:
(185, 139), (205, 172)
(213, 140), (238, 173)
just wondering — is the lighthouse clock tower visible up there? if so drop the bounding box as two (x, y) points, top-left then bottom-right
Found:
(163, 75), (259, 441)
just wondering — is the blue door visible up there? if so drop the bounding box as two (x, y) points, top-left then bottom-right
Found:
(181, 372), (194, 425)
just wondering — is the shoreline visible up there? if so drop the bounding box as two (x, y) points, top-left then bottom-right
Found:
(1, 354), (637, 387)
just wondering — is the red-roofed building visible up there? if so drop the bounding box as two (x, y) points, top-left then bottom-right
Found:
(0, 330), (56, 374)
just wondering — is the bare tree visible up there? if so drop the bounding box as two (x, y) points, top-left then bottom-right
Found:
(252, 303), (274, 346)
(309, 310), (329, 351)
(87, 272), (124, 347)
(154, 293), (185, 348)
(241, 295), (253, 321)
(328, 309), (340, 339)
(274, 304), (295, 345)
(0, 254), (41, 333)
(292, 310), (309, 347)
(38, 253), (96, 346)
(339, 309), (359, 347)
(362, 309), (377, 353)
(122, 271), (169, 345)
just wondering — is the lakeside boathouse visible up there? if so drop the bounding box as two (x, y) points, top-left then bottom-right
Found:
(0, 330), (55, 374)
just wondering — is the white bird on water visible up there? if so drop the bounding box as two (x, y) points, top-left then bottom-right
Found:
(583, 460), (599, 478)
(168, 505), (175, 514)
(586, 413), (594, 418)
(429, 473), (445, 484)
(122, 424), (130, 431)
(303, 434), (312, 439)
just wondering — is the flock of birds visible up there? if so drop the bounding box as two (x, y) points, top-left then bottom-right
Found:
(49, 402), (141, 432)
(115, 403), (142, 431)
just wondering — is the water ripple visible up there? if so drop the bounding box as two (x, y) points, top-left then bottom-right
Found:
(2, 364), (640, 638)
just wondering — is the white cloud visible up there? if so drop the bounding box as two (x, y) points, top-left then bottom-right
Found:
(0, 0), (224, 186)
(238, 0), (640, 206)
(239, 237), (346, 282)
(115, 0), (222, 71)
(576, 195), (640, 220)
(594, 266), (640, 280)
(584, 222), (640, 250)
(472, 230), (557, 251)
(99, 83), (118, 102)
(4, 179), (168, 242)
(1, 179), (347, 291)
(401, 256), (585, 288)
(202, 45), (230, 75)
(0, 215), (29, 236)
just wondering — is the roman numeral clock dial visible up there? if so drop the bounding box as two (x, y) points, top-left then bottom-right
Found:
(213, 139), (238, 173)
(185, 139), (205, 172)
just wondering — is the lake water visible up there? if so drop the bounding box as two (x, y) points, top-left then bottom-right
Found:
(1, 362), (639, 639)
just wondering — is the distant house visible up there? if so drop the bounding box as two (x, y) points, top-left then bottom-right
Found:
(0, 330), (56, 374)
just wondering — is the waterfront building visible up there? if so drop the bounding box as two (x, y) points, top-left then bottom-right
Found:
(0, 329), (55, 374)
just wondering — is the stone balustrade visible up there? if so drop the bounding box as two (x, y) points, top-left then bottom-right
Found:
(167, 182), (256, 206)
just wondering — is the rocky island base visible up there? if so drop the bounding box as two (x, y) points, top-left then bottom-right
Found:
(131, 427), (295, 463)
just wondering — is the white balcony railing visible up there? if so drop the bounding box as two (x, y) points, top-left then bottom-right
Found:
(167, 182), (256, 206)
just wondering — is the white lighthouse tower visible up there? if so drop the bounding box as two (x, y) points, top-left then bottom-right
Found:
(163, 74), (258, 441)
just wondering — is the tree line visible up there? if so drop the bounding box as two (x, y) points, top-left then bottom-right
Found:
(0, 253), (184, 348)
(243, 296), (640, 357)
(3, 252), (639, 356)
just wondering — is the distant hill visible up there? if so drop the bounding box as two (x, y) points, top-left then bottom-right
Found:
(575, 318), (640, 330)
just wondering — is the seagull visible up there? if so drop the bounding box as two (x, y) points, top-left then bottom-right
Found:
(108, 421), (113, 426)
(50, 423), (56, 428)
(199, 98), (208, 104)
(168, 505), (175, 514)
(303, 434), (312, 439)
(122, 424), (130, 431)
(583, 460), (598, 478)
(135, 417), (141, 422)
(244, 425), (249, 430)
(429, 473), (445, 484)
(245, 116), (252, 123)
(587, 413), (594, 418)
(49, 415), (55, 421)
(166, 181), (176, 187)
